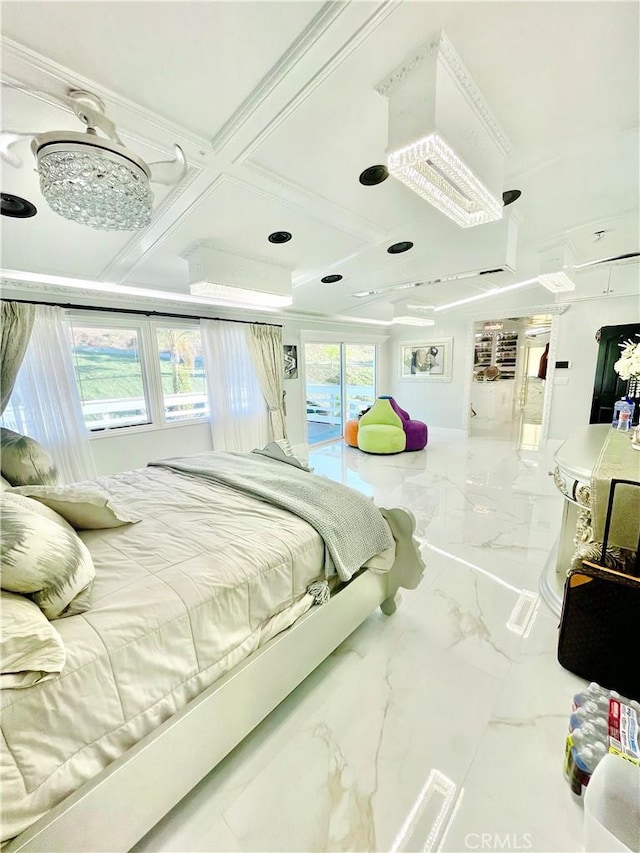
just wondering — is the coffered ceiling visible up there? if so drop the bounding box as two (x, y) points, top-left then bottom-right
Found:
(1, 1), (638, 321)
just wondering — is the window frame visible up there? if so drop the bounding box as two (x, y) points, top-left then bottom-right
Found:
(152, 322), (209, 426)
(68, 311), (207, 437)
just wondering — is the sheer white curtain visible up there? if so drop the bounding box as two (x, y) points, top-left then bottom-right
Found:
(248, 324), (287, 441)
(2, 306), (96, 482)
(201, 319), (268, 451)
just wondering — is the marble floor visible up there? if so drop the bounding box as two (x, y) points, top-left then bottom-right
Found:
(135, 429), (587, 853)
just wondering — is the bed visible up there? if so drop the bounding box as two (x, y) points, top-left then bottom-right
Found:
(1, 450), (424, 852)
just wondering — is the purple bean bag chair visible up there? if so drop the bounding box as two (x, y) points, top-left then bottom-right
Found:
(386, 397), (428, 451)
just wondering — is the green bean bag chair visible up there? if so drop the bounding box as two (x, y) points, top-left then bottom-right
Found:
(357, 398), (407, 454)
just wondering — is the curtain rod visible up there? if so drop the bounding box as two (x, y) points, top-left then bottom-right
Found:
(0, 297), (282, 328)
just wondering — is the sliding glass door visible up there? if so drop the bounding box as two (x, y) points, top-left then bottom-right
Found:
(345, 344), (376, 422)
(305, 342), (376, 445)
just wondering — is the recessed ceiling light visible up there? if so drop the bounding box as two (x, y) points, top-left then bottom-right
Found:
(502, 190), (521, 207)
(321, 274), (343, 283)
(359, 165), (389, 186)
(268, 231), (292, 244)
(1, 193), (37, 219)
(387, 241), (413, 254)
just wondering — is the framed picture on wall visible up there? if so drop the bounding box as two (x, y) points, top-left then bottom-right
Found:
(399, 338), (453, 381)
(283, 344), (298, 380)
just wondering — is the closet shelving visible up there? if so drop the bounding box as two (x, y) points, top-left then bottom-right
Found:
(474, 329), (520, 380)
(495, 331), (519, 377)
(474, 334), (493, 370)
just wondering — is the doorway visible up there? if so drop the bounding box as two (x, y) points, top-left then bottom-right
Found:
(304, 343), (376, 445)
(469, 315), (553, 449)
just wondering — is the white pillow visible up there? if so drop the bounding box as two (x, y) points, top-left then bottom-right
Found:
(11, 484), (140, 530)
(0, 493), (95, 620)
(1, 590), (66, 689)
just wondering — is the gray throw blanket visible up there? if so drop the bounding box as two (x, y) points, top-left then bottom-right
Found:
(149, 451), (395, 582)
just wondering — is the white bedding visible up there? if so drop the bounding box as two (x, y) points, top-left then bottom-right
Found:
(1, 465), (395, 843)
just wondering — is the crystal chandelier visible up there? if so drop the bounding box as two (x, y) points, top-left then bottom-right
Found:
(34, 135), (154, 230)
(387, 133), (503, 229)
(3, 90), (186, 231)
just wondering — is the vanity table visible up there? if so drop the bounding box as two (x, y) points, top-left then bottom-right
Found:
(539, 424), (639, 615)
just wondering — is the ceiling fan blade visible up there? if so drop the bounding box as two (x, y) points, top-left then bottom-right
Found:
(0, 131), (36, 168)
(148, 144), (187, 185)
(573, 252), (640, 270)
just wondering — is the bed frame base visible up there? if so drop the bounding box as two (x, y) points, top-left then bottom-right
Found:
(7, 567), (405, 853)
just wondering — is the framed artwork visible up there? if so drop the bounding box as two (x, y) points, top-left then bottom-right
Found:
(399, 338), (453, 381)
(283, 344), (298, 380)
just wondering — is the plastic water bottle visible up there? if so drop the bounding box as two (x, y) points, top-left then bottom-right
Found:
(572, 683), (609, 711)
(564, 683), (612, 790)
(612, 398), (633, 430)
(570, 701), (607, 732)
(569, 742), (609, 798)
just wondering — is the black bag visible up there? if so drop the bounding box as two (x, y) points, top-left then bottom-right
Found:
(557, 478), (640, 701)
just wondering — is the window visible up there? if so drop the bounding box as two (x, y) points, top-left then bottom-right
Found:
(69, 317), (209, 432)
(70, 325), (151, 430)
(156, 327), (208, 422)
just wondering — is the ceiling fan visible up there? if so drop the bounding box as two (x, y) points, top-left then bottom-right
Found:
(1, 89), (187, 230)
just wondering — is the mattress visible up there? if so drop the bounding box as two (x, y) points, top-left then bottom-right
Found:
(1, 464), (390, 843)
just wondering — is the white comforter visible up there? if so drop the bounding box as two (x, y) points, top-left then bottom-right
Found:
(1, 465), (395, 843)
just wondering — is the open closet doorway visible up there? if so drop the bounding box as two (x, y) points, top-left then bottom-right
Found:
(469, 315), (553, 450)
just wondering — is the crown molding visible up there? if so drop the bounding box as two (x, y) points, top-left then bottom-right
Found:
(375, 39), (436, 99)
(234, 0), (401, 164)
(375, 30), (512, 156)
(0, 278), (392, 333)
(210, 1), (349, 154)
(0, 279), (196, 312)
(1, 38), (212, 155)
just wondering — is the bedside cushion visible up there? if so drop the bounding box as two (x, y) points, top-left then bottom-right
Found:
(0, 428), (58, 487)
(0, 493), (95, 619)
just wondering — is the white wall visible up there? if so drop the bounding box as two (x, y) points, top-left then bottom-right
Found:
(388, 315), (469, 428)
(548, 293), (640, 440)
(90, 421), (213, 475)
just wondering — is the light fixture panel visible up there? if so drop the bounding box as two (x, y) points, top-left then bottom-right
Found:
(393, 300), (436, 326)
(538, 244), (577, 292)
(188, 245), (293, 309)
(388, 133), (503, 228)
(189, 281), (292, 308)
(392, 315), (436, 326)
(377, 31), (511, 228)
(538, 272), (576, 293)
